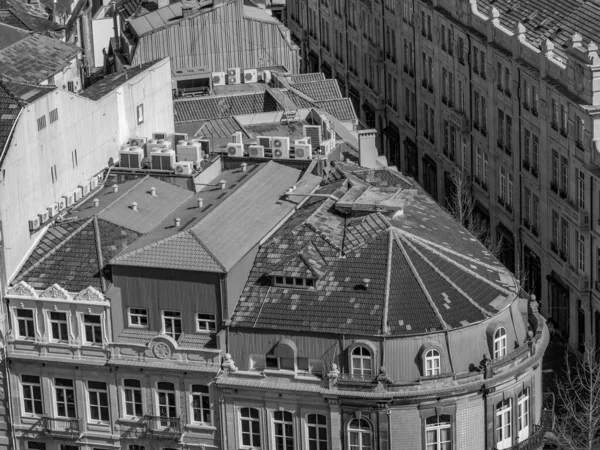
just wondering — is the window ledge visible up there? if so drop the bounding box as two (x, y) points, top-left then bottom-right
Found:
(117, 417), (145, 425)
(185, 423), (217, 432)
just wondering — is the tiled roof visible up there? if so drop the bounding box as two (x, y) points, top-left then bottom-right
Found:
(0, 0), (59, 32)
(14, 218), (141, 292)
(0, 80), (21, 160)
(116, 328), (158, 344)
(174, 92), (283, 122)
(177, 116), (247, 151)
(0, 29), (80, 84)
(287, 73), (326, 84)
(230, 166), (518, 336)
(178, 332), (216, 349)
(315, 98), (357, 121)
(2, 79), (56, 102)
(0, 22), (29, 49)
(279, 89), (313, 108)
(190, 161), (322, 271)
(80, 60), (161, 100)
(290, 79), (342, 101)
(111, 230), (223, 272)
(115, 0), (143, 19)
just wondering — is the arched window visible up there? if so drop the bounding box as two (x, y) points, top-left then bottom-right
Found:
(348, 418), (372, 450)
(240, 407), (261, 448)
(494, 327), (507, 359)
(351, 346), (373, 376)
(425, 415), (451, 450)
(273, 410), (294, 450)
(424, 349), (440, 376)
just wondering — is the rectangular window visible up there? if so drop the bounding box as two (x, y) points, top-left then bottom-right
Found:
(507, 174), (513, 207)
(498, 110), (504, 146)
(561, 218), (570, 259)
(50, 165), (57, 184)
(504, 67), (511, 95)
(426, 415), (452, 450)
(49, 109), (58, 123)
(458, 37), (465, 64)
(499, 167), (506, 201)
(240, 408), (261, 448)
(561, 156), (569, 196)
(524, 129), (531, 163)
(459, 81), (465, 112)
(577, 116), (585, 148)
(55, 379), (76, 418)
(162, 311), (182, 340)
(307, 414), (328, 450)
(578, 169), (585, 210)
(532, 86), (538, 114)
(497, 62), (503, 91)
(552, 150), (559, 188)
(578, 233), (585, 272)
(157, 382), (177, 420)
(483, 153), (488, 185)
(50, 311), (68, 342)
(552, 211), (559, 248)
(473, 47), (479, 74)
(124, 379), (143, 417)
(128, 307), (148, 328)
(88, 381), (109, 422)
(474, 92), (480, 128)
(524, 80), (530, 109)
(532, 195), (539, 230)
(274, 411), (294, 450)
(28, 443), (46, 450)
(191, 385), (211, 424)
(37, 115), (46, 131)
(482, 97), (487, 132)
(561, 105), (568, 134)
(496, 399), (512, 448)
(524, 187), (531, 224)
(551, 99), (558, 128)
(476, 147), (482, 180)
(480, 51), (486, 79)
(84, 314), (102, 344)
(506, 115), (512, 151)
(532, 134), (539, 172)
(22, 375), (43, 415)
(196, 313), (216, 333)
(16, 309), (35, 339)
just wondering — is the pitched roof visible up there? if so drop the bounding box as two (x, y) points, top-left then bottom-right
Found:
(0, 28), (80, 84)
(175, 116), (247, 150)
(80, 60), (161, 100)
(290, 79), (342, 101)
(189, 161), (322, 271)
(13, 218), (141, 292)
(287, 73), (326, 84)
(0, 80), (22, 163)
(315, 98), (357, 121)
(174, 92), (283, 122)
(0, 21), (29, 49)
(230, 166), (518, 336)
(0, 0), (60, 32)
(2, 79), (56, 102)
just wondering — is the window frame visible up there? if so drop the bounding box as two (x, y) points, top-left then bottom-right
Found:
(347, 417), (373, 450)
(136, 104), (144, 124)
(306, 413), (328, 450)
(87, 380), (110, 423)
(123, 379), (143, 418)
(49, 311), (69, 342)
(16, 308), (36, 339)
(496, 399), (512, 449)
(517, 389), (530, 442)
(273, 410), (294, 450)
(54, 378), (76, 419)
(162, 310), (182, 340)
(425, 414), (452, 450)
(156, 381), (178, 421)
(190, 384), (211, 425)
(83, 313), (103, 345)
(239, 406), (261, 449)
(493, 327), (508, 359)
(350, 345), (373, 376)
(423, 349), (441, 377)
(128, 307), (148, 328)
(21, 374), (43, 416)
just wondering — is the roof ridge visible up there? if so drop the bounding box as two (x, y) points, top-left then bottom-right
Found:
(393, 231), (449, 331)
(111, 229), (190, 262)
(186, 229), (226, 272)
(398, 231), (493, 319)
(13, 218), (93, 284)
(381, 228), (393, 335)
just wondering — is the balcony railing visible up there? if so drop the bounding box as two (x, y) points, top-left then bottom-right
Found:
(337, 373), (378, 383)
(491, 424), (545, 450)
(43, 417), (80, 439)
(144, 416), (182, 440)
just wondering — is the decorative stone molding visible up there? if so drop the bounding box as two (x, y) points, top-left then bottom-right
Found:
(152, 341), (172, 360)
(7, 281), (37, 298)
(75, 286), (104, 302)
(222, 353), (238, 373)
(40, 284), (71, 300)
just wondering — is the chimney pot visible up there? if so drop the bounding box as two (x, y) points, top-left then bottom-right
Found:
(150, 187), (157, 196)
(220, 180), (226, 190)
(363, 278), (371, 288)
(131, 201), (138, 211)
(175, 217), (181, 227)
(241, 162), (247, 172)
(93, 198), (100, 207)
(198, 198), (203, 208)
(112, 185), (118, 194)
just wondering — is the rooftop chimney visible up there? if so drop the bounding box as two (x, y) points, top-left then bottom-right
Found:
(363, 278), (371, 289)
(358, 130), (379, 169)
(93, 198), (100, 208)
(241, 162), (247, 172)
(112, 185), (118, 194)
(131, 202), (138, 211)
(197, 198), (204, 208)
(174, 217), (181, 227)
(220, 180), (226, 190)
(150, 186), (157, 196)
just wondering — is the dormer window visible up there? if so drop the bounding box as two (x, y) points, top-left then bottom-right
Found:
(494, 327), (507, 359)
(351, 346), (372, 376)
(266, 338), (297, 371)
(424, 349), (440, 376)
(273, 276), (315, 288)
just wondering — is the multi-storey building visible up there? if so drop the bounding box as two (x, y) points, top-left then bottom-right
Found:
(286, 0), (600, 352)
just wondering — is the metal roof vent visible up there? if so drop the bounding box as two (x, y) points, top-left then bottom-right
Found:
(363, 278), (371, 289)
(93, 198), (99, 208)
(112, 185), (118, 194)
(131, 201), (138, 211)
(174, 217), (181, 227)
(241, 162), (247, 172)
(220, 180), (226, 190)
(150, 186), (157, 196)
(197, 198), (203, 208)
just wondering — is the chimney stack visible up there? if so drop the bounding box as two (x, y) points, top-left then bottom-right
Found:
(150, 186), (157, 196)
(93, 198), (100, 208)
(220, 180), (226, 190)
(131, 202), (138, 211)
(112, 185), (118, 194)
(358, 130), (379, 169)
(197, 198), (204, 208)
(174, 217), (181, 227)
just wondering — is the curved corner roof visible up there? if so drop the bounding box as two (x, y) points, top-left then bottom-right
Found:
(231, 167), (519, 336)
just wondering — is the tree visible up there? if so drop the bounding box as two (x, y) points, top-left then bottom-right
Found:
(553, 339), (600, 450)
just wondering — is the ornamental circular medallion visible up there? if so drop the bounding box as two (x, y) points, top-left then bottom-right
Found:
(153, 342), (171, 359)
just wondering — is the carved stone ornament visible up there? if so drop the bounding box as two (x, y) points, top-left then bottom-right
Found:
(75, 286), (104, 302)
(7, 281), (37, 298)
(40, 284), (71, 300)
(152, 341), (172, 360)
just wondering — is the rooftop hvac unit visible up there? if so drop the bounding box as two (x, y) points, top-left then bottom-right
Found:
(146, 140), (167, 154)
(232, 131), (243, 144)
(227, 67), (241, 84)
(176, 141), (203, 164)
(212, 72), (226, 86)
(57, 198), (67, 211)
(73, 187), (83, 203)
(119, 146), (144, 169)
(79, 181), (90, 197)
(271, 137), (290, 154)
(226, 143), (244, 157)
(294, 144), (312, 160)
(47, 203), (59, 218)
(38, 210), (50, 224)
(29, 217), (40, 231)
(320, 139), (334, 155)
(258, 136), (272, 148)
(89, 176), (98, 191)
(243, 68), (258, 83)
(156, 139), (172, 149)
(262, 69), (272, 84)
(128, 137), (147, 147)
(174, 161), (193, 175)
(197, 139), (210, 154)
(303, 125), (322, 151)
(152, 132), (168, 140)
(248, 145), (265, 158)
(173, 133), (188, 146)
(62, 193), (74, 208)
(151, 149), (176, 170)
(295, 138), (311, 146)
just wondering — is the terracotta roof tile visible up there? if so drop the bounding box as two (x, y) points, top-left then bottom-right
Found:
(315, 98), (357, 121)
(287, 73), (326, 84)
(290, 79), (342, 101)
(0, 79), (22, 165)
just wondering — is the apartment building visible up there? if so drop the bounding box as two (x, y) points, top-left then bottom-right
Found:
(286, 0), (600, 352)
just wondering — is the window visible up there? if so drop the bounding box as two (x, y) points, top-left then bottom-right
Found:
(348, 418), (372, 450)
(425, 415), (452, 450)
(560, 156), (569, 197)
(307, 414), (328, 450)
(28, 443), (46, 450)
(37, 115), (46, 131)
(55, 379), (76, 418)
(578, 302), (586, 353)
(191, 385), (211, 424)
(524, 80), (530, 109)
(578, 169), (585, 209)
(88, 381), (109, 422)
(50, 311), (68, 342)
(532, 86), (538, 115)
(517, 389), (530, 442)
(240, 407), (261, 448)
(49, 109), (58, 123)
(524, 188), (531, 225)
(162, 311), (182, 340)
(16, 309), (35, 339)
(424, 349), (440, 376)
(551, 99), (558, 128)
(551, 150), (559, 189)
(71, 149), (78, 168)
(22, 375), (43, 415)
(532, 194), (539, 231)
(576, 116), (585, 148)
(561, 218), (570, 261)
(493, 327), (507, 359)
(67, 81), (75, 92)
(473, 47), (479, 74)
(496, 399), (512, 449)
(196, 313), (216, 332)
(137, 104), (144, 124)
(84, 314), (102, 344)
(50, 164), (57, 184)
(458, 37), (465, 64)
(561, 105), (568, 135)
(552, 210), (560, 250)
(123, 379), (143, 417)
(351, 346), (372, 376)
(274, 411), (294, 450)
(157, 382), (177, 423)
(482, 97), (487, 132)
(128, 307), (148, 328)
(532, 134), (539, 173)
(578, 233), (585, 273)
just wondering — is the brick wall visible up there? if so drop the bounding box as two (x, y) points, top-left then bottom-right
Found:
(456, 397), (485, 450)
(389, 406), (421, 449)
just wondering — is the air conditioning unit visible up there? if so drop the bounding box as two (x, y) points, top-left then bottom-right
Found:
(176, 141), (203, 164)
(262, 69), (272, 84)
(258, 136), (272, 148)
(146, 139), (167, 154)
(47, 203), (60, 218)
(38, 210), (50, 224)
(79, 181), (90, 197)
(243, 68), (258, 83)
(248, 145), (265, 158)
(271, 137), (290, 154)
(156, 139), (172, 149)
(29, 217), (40, 231)
(73, 187), (83, 202)
(57, 198), (67, 211)
(212, 72), (226, 86)
(226, 143), (244, 157)
(89, 176), (98, 191)
(63, 193), (74, 208)
(227, 67), (240, 84)
(152, 132), (168, 140)
(320, 139), (334, 155)
(174, 161), (193, 175)
(295, 138), (311, 146)
(128, 137), (147, 147)
(294, 144), (312, 160)
(119, 146), (144, 169)
(232, 131), (243, 144)
(303, 125), (322, 150)
(197, 139), (210, 155)
(151, 149), (176, 170)
(173, 133), (188, 145)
